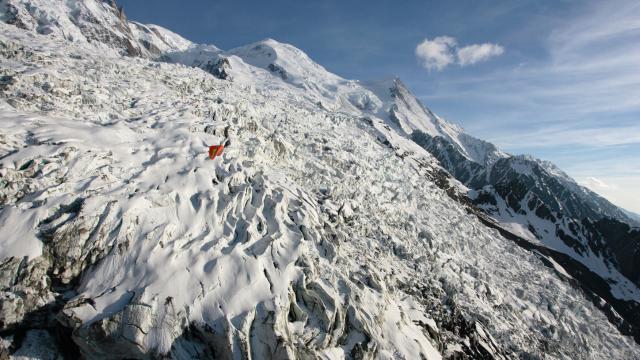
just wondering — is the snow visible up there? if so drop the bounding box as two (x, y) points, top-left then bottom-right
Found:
(478, 186), (640, 302)
(0, 2), (639, 358)
(134, 23), (194, 52)
(622, 208), (640, 225)
(362, 78), (508, 168)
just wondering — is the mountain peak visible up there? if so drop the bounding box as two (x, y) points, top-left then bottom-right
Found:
(229, 38), (318, 69)
(258, 37), (283, 46)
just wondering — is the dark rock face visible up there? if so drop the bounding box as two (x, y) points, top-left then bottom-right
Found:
(411, 131), (486, 188)
(267, 63), (288, 80)
(202, 58), (232, 80)
(139, 39), (161, 56)
(0, 255), (81, 358)
(583, 219), (640, 285)
(2, 3), (31, 30)
(412, 130), (633, 221)
(0, 256), (53, 331)
(487, 157), (629, 221)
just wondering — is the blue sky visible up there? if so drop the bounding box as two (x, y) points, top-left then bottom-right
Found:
(119, 0), (640, 213)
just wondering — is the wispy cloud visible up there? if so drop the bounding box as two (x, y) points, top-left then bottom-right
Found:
(414, 1), (640, 212)
(421, 0), (640, 148)
(579, 177), (613, 190)
(488, 123), (640, 148)
(577, 175), (640, 213)
(415, 36), (504, 71)
(457, 43), (504, 66)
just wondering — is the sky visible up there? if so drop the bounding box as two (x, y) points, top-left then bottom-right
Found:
(119, 0), (640, 213)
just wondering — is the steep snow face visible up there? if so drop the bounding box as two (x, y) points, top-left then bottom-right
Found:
(163, 37), (388, 115)
(364, 78), (508, 168)
(1, 0), (193, 57)
(128, 22), (194, 54)
(416, 124), (640, 297)
(1, 2), (640, 359)
(363, 78), (442, 135)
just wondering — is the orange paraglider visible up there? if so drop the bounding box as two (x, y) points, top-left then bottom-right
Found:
(208, 145), (224, 160)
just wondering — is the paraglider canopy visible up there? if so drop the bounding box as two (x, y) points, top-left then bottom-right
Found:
(208, 145), (224, 160)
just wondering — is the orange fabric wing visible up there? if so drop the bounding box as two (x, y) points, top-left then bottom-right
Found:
(208, 145), (224, 160)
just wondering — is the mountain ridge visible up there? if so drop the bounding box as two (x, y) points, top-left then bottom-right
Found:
(1, 0), (639, 358)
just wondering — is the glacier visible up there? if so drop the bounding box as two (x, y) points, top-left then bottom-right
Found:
(0, 1), (639, 359)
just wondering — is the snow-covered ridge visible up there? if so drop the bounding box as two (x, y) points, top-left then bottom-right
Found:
(228, 39), (342, 86)
(1, 1), (640, 358)
(1, 0), (193, 57)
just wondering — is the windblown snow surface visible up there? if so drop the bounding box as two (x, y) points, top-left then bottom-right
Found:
(0, 1), (639, 359)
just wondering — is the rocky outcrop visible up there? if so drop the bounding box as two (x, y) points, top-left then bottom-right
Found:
(202, 58), (232, 80)
(583, 219), (640, 285)
(0, 256), (54, 331)
(268, 63), (288, 81)
(400, 282), (508, 359)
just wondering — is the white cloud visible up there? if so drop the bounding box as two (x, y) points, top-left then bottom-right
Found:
(415, 36), (457, 71)
(578, 176), (614, 190)
(577, 176), (640, 214)
(417, 0), (640, 200)
(457, 43), (504, 66)
(415, 36), (504, 71)
(423, 1), (640, 126)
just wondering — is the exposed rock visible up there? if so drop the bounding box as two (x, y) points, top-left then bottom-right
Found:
(11, 329), (63, 359)
(0, 256), (54, 332)
(268, 63), (288, 81)
(203, 58), (232, 80)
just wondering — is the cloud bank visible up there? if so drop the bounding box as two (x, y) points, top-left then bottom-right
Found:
(415, 36), (504, 71)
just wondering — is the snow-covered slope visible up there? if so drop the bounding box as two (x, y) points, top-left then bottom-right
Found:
(363, 78), (509, 167)
(0, 0), (193, 57)
(364, 76), (640, 303)
(414, 129), (640, 282)
(624, 209), (640, 224)
(1, 1), (639, 359)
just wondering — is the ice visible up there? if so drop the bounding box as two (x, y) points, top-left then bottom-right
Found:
(0, 2), (638, 358)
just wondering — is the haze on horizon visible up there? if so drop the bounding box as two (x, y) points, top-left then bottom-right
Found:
(120, 0), (640, 213)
